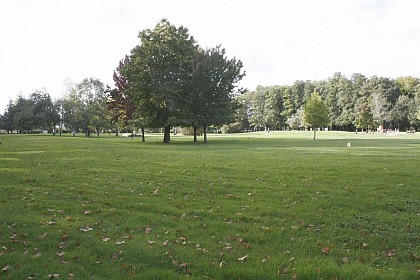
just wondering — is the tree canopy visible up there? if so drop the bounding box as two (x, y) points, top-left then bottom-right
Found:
(303, 92), (330, 140)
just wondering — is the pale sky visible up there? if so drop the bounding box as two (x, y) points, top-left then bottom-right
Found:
(1, 0), (420, 112)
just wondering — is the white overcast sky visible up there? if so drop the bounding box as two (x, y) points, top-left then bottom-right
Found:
(1, 0), (420, 112)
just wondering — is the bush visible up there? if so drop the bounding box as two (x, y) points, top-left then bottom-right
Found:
(181, 127), (202, 136)
(221, 122), (242, 134)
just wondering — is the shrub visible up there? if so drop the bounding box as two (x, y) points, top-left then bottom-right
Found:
(221, 122), (242, 134)
(181, 127), (202, 136)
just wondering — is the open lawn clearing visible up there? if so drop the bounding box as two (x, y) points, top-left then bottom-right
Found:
(0, 132), (419, 279)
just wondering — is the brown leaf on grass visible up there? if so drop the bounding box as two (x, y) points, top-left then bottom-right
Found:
(111, 251), (123, 259)
(147, 240), (155, 244)
(410, 253), (419, 260)
(37, 233), (48, 240)
(219, 261), (227, 267)
(179, 262), (188, 268)
(342, 256), (349, 263)
(116, 241), (125, 245)
(48, 274), (60, 279)
(102, 237), (111, 242)
(56, 252), (66, 257)
(33, 252), (42, 258)
(145, 227), (152, 234)
(321, 247), (331, 254)
(362, 243), (369, 249)
(277, 265), (288, 275)
(79, 226), (93, 232)
(162, 240), (169, 246)
(238, 255), (249, 263)
(384, 250), (396, 257)
(83, 210), (91, 215)
(1, 265), (11, 272)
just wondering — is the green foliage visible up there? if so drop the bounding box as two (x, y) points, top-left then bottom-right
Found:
(125, 19), (197, 143)
(303, 92), (330, 139)
(0, 133), (419, 279)
(236, 74), (420, 132)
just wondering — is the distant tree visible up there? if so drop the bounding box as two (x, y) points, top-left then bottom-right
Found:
(0, 100), (16, 133)
(355, 103), (374, 132)
(106, 56), (144, 139)
(13, 95), (34, 133)
(29, 90), (58, 134)
(286, 107), (304, 130)
(75, 78), (106, 137)
(249, 86), (267, 131)
(235, 92), (252, 131)
(303, 92), (330, 140)
(188, 46), (245, 143)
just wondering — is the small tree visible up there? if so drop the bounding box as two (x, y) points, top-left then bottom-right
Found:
(303, 92), (330, 140)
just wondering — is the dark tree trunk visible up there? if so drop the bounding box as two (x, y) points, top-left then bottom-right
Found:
(163, 126), (171, 144)
(141, 128), (145, 142)
(203, 125), (208, 144)
(97, 129), (100, 138)
(193, 127), (198, 142)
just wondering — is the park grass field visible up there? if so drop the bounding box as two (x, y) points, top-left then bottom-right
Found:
(0, 131), (419, 279)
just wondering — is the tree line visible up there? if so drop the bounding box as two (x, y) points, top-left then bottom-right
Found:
(236, 73), (420, 132)
(1, 20), (420, 140)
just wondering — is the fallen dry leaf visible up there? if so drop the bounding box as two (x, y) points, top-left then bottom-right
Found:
(116, 241), (125, 245)
(384, 250), (396, 257)
(102, 237), (111, 242)
(79, 227), (93, 232)
(238, 255), (249, 262)
(1, 265), (11, 272)
(321, 247), (331, 254)
(362, 243), (369, 249)
(145, 227), (152, 234)
(342, 256), (349, 263)
(162, 240), (169, 246)
(278, 265), (288, 275)
(219, 261), (227, 267)
(56, 252), (66, 257)
(48, 274), (60, 279)
(147, 240), (155, 244)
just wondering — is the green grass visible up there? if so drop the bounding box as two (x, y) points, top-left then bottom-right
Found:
(0, 131), (419, 279)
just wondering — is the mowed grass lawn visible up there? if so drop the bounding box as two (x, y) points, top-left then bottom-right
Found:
(0, 131), (419, 279)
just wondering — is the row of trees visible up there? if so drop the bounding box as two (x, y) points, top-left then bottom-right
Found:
(2, 20), (420, 140)
(0, 78), (111, 136)
(236, 73), (420, 132)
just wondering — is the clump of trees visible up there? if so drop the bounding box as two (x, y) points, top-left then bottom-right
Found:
(107, 19), (245, 143)
(0, 78), (111, 136)
(235, 73), (420, 132)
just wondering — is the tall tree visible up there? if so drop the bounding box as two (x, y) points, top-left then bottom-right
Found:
(106, 55), (143, 139)
(188, 46), (245, 143)
(303, 92), (330, 140)
(75, 78), (106, 137)
(125, 19), (197, 143)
